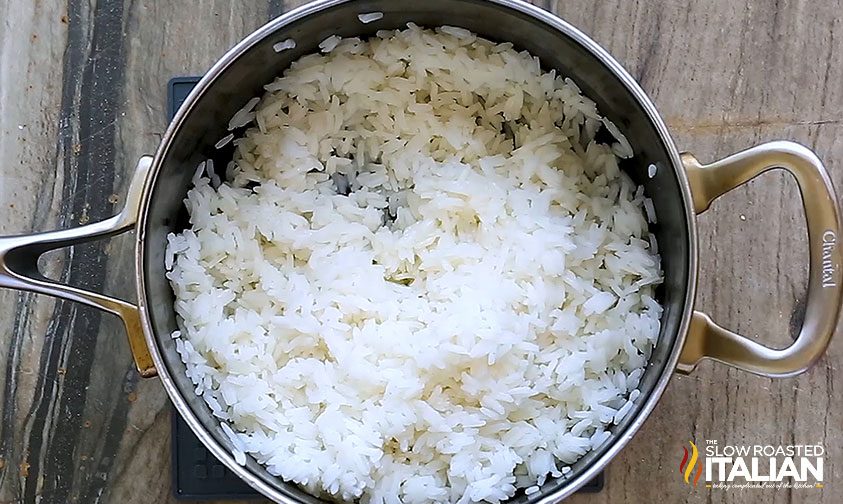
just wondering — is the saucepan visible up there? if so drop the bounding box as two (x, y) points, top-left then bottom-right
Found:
(1, 0), (840, 502)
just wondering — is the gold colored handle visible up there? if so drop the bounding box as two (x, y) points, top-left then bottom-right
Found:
(0, 157), (156, 378)
(678, 141), (842, 377)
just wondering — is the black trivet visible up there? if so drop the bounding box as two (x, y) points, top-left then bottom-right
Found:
(168, 76), (603, 499)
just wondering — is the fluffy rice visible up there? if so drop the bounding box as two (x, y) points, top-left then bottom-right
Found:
(166, 24), (662, 504)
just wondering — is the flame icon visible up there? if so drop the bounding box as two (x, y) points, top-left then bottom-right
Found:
(679, 441), (703, 487)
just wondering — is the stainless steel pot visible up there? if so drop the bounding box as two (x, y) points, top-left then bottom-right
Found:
(1, 0), (841, 502)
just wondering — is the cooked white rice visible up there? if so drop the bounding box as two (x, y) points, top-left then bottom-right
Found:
(215, 132), (235, 149)
(166, 24), (662, 504)
(273, 38), (297, 53)
(358, 12), (384, 24)
(319, 34), (342, 53)
(227, 97), (259, 130)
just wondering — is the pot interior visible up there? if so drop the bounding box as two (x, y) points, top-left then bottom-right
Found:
(141, 0), (692, 501)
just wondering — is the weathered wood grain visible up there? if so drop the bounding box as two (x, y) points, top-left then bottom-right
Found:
(0, 0), (840, 503)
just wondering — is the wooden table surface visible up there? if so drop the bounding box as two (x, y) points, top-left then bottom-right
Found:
(0, 0), (840, 503)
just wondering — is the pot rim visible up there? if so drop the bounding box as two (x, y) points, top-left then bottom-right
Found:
(135, 0), (699, 501)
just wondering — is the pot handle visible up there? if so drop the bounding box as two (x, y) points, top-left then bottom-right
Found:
(677, 141), (842, 377)
(0, 156), (157, 378)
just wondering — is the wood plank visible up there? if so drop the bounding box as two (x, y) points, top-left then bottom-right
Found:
(0, 1), (838, 503)
(0, 1), (72, 502)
